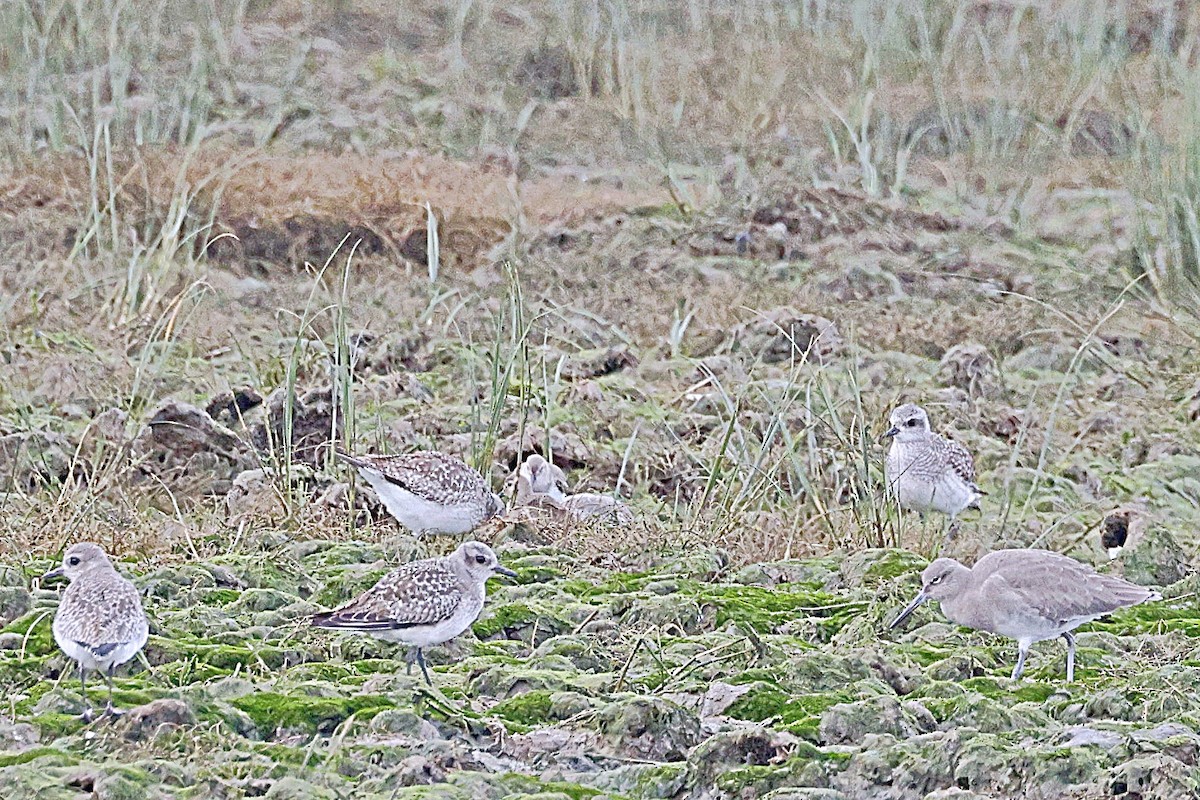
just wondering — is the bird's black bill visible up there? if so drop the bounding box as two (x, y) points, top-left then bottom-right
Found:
(493, 566), (519, 579)
(890, 590), (928, 629)
(884, 426), (900, 438)
(41, 567), (65, 582)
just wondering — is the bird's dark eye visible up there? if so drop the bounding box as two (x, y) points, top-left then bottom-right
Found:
(475, 554), (487, 564)
(929, 575), (941, 584)
(68, 557), (80, 566)
(906, 419), (918, 426)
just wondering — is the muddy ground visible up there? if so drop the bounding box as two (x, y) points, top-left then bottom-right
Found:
(2, 1), (1200, 798)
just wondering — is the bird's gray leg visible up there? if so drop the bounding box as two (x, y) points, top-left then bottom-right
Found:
(415, 648), (432, 686)
(946, 515), (961, 542)
(1011, 644), (1029, 680)
(1062, 632), (1076, 683)
(103, 664), (123, 717)
(404, 648), (414, 676)
(79, 664), (94, 722)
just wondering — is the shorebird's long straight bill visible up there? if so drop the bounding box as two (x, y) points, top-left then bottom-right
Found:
(890, 589), (928, 629)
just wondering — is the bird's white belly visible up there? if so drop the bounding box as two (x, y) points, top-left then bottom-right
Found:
(887, 452), (974, 516)
(991, 612), (1105, 644)
(370, 595), (485, 647)
(363, 475), (480, 535)
(53, 625), (148, 671)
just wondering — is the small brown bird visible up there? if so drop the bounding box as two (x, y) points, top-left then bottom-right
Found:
(513, 454), (634, 525)
(885, 403), (983, 524)
(336, 450), (504, 536)
(310, 541), (516, 684)
(44, 543), (149, 720)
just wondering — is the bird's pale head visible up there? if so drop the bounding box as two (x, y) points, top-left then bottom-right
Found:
(44, 542), (114, 582)
(890, 556), (971, 630)
(886, 403), (932, 442)
(920, 557), (970, 600)
(518, 454), (567, 501)
(457, 541), (517, 581)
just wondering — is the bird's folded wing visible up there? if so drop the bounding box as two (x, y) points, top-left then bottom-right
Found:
(944, 439), (978, 483)
(315, 563), (462, 629)
(57, 581), (146, 647)
(998, 558), (1143, 621)
(564, 493), (634, 523)
(346, 451), (478, 502)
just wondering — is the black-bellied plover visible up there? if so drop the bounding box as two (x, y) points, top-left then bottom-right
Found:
(515, 453), (569, 506)
(513, 453), (633, 525)
(890, 549), (1161, 682)
(884, 403), (983, 526)
(44, 543), (149, 720)
(336, 450), (504, 536)
(310, 541), (516, 684)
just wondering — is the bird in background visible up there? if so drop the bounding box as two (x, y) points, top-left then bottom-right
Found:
(891, 549), (1161, 682)
(513, 453), (634, 525)
(336, 449), (504, 536)
(884, 403), (984, 534)
(310, 541), (516, 685)
(44, 543), (149, 721)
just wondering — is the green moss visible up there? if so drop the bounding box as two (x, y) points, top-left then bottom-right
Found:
(861, 550), (927, 583)
(960, 676), (1052, 702)
(919, 695), (969, 722)
(716, 764), (776, 792)
(716, 744), (849, 792)
(0, 747), (78, 768)
(492, 774), (603, 799)
(311, 568), (390, 608)
(560, 571), (654, 599)
(898, 642), (961, 667)
(231, 691), (394, 734)
(252, 742), (323, 768)
(472, 602), (537, 638)
(29, 713), (87, 738)
(634, 763), (688, 795)
(678, 582), (855, 635)
(491, 690), (555, 729)
(1, 610), (56, 656)
(725, 684), (848, 739)
(201, 588), (242, 606)
(154, 635), (299, 671)
(726, 668), (786, 685)
(1089, 602), (1200, 637)
(208, 555), (306, 594)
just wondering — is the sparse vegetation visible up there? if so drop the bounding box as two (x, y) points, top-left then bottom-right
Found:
(2, 0), (1200, 797)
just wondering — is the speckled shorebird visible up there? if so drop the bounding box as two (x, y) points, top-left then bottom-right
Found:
(891, 549), (1162, 682)
(515, 453), (569, 505)
(43, 543), (149, 721)
(310, 541), (516, 684)
(336, 449), (504, 536)
(513, 453), (634, 525)
(885, 403), (983, 525)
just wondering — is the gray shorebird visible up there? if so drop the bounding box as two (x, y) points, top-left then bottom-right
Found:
(44, 543), (149, 720)
(515, 453), (569, 506)
(310, 541), (516, 684)
(891, 549), (1162, 682)
(884, 403), (983, 525)
(336, 450), (504, 536)
(513, 453), (633, 525)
